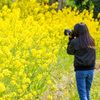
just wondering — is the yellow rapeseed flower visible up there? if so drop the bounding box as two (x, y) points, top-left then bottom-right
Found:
(47, 95), (52, 100)
(18, 89), (22, 94)
(2, 69), (11, 76)
(31, 49), (37, 56)
(64, 90), (69, 97)
(0, 82), (5, 92)
(37, 74), (42, 81)
(0, 73), (4, 79)
(22, 85), (27, 90)
(32, 90), (37, 96)
(11, 80), (17, 86)
(97, 13), (100, 18)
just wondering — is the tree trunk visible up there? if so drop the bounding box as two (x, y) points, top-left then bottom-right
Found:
(53, 0), (57, 3)
(48, 0), (52, 5)
(48, 0), (66, 11)
(58, 0), (66, 10)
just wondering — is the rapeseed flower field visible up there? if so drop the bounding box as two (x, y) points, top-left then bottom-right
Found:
(0, 0), (100, 100)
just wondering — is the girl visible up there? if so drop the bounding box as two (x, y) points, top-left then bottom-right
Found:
(67, 22), (96, 100)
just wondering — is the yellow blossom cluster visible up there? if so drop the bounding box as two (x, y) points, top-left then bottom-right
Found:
(0, 0), (100, 99)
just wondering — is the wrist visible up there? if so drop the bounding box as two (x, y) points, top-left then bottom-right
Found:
(69, 37), (74, 41)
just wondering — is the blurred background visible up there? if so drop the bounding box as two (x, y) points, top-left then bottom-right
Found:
(0, 0), (100, 18)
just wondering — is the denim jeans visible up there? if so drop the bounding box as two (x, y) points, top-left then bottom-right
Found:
(75, 70), (94, 100)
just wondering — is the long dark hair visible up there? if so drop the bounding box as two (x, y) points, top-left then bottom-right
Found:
(74, 22), (95, 49)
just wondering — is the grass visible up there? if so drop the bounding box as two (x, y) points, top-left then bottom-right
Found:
(46, 48), (100, 100)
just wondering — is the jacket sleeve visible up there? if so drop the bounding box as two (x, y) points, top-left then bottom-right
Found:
(67, 40), (75, 55)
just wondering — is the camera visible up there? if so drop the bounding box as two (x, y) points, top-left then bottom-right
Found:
(64, 29), (75, 37)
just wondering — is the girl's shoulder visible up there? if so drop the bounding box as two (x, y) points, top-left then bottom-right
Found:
(71, 37), (79, 44)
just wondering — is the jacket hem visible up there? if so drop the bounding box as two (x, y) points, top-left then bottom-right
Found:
(74, 65), (96, 71)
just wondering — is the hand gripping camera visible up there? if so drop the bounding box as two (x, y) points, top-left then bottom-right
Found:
(64, 29), (75, 37)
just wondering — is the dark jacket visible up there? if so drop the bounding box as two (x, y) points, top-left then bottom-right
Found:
(67, 37), (96, 71)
